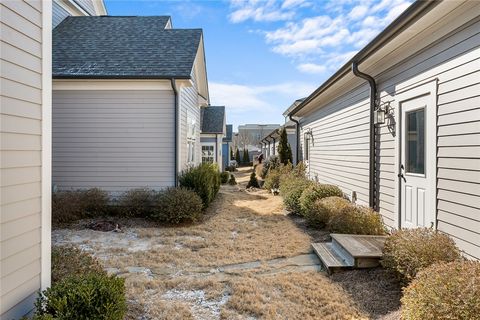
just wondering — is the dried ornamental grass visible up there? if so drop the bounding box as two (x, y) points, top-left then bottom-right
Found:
(401, 261), (480, 320)
(381, 228), (461, 284)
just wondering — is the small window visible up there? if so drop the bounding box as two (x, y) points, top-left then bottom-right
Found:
(304, 137), (310, 161)
(202, 145), (215, 163)
(406, 108), (425, 174)
(187, 141), (195, 163)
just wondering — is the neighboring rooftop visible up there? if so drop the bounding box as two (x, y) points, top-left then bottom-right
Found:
(53, 16), (202, 79)
(223, 124), (233, 142)
(201, 106), (225, 134)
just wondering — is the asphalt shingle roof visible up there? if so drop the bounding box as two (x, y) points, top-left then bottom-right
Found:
(53, 16), (202, 79)
(223, 124), (233, 142)
(201, 106), (225, 134)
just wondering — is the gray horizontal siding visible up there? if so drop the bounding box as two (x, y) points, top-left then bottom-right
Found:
(0, 0), (43, 317)
(298, 14), (480, 258)
(52, 1), (70, 28)
(52, 90), (176, 195)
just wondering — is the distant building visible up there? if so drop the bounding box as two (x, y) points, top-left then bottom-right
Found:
(222, 125), (233, 169)
(236, 124), (280, 149)
(261, 121), (297, 162)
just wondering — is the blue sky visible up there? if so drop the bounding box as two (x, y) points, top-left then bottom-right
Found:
(105, 0), (412, 130)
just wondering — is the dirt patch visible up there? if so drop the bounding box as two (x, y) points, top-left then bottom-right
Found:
(53, 167), (399, 319)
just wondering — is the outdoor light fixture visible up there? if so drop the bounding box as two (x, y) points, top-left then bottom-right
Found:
(373, 102), (390, 125)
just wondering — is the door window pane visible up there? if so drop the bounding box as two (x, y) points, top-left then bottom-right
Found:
(405, 108), (425, 174)
(202, 145), (215, 163)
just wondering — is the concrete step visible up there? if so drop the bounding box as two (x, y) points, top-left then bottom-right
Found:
(311, 242), (354, 273)
(331, 234), (387, 268)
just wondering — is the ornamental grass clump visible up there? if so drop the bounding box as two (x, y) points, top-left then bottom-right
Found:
(304, 196), (351, 228)
(401, 261), (480, 320)
(381, 228), (461, 284)
(299, 183), (343, 216)
(35, 273), (126, 320)
(328, 205), (386, 235)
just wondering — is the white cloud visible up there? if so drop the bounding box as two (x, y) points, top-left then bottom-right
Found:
(209, 81), (316, 113)
(297, 63), (327, 74)
(228, 0), (310, 23)
(254, 0), (412, 72)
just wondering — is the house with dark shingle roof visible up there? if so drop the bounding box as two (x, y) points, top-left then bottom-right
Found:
(200, 106), (226, 170)
(52, 15), (210, 194)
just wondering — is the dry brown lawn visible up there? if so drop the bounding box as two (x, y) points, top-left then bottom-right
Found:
(53, 167), (400, 319)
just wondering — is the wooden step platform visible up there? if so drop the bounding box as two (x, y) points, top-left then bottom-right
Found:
(312, 234), (387, 273)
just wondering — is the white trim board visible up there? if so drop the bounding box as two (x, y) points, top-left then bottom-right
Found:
(53, 79), (192, 91)
(393, 79), (438, 230)
(41, 0), (53, 291)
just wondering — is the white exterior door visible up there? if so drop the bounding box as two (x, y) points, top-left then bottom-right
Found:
(397, 81), (437, 229)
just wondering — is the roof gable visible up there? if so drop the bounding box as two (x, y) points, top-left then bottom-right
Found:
(201, 106), (225, 134)
(53, 16), (202, 79)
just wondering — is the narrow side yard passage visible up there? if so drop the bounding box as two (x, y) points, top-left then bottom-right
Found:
(53, 168), (399, 320)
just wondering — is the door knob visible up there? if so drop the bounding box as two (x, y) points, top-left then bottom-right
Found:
(398, 172), (406, 182)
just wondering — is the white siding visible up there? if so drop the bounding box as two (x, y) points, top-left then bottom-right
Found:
(298, 13), (480, 258)
(52, 1), (70, 28)
(0, 0), (44, 317)
(52, 90), (176, 195)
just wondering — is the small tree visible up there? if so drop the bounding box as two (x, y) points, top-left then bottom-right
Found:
(277, 128), (292, 165)
(246, 171), (260, 188)
(243, 149), (250, 164)
(230, 147), (234, 160)
(235, 148), (241, 163)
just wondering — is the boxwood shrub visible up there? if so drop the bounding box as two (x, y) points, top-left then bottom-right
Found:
(328, 205), (386, 235)
(220, 171), (230, 184)
(299, 183), (343, 216)
(304, 196), (351, 228)
(179, 163), (221, 207)
(402, 261), (480, 320)
(263, 168), (282, 191)
(51, 246), (105, 284)
(35, 273), (126, 320)
(118, 188), (156, 217)
(280, 177), (313, 213)
(151, 187), (203, 224)
(381, 228), (461, 284)
(52, 188), (110, 225)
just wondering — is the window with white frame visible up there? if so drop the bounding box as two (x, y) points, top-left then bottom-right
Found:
(304, 136), (310, 161)
(187, 113), (196, 164)
(202, 144), (215, 163)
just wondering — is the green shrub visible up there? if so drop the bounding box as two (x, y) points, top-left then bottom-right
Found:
(280, 177), (313, 213)
(299, 184), (343, 216)
(261, 155), (281, 178)
(381, 228), (461, 284)
(35, 273), (127, 320)
(228, 175), (237, 185)
(225, 165), (236, 172)
(220, 171), (230, 184)
(246, 171), (260, 188)
(52, 188), (110, 225)
(264, 168), (282, 190)
(51, 246), (105, 284)
(328, 204), (386, 235)
(118, 188), (156, 217)
(304, 196), (351, 228)
(179, 163), (221, 207)
(151, 187), (203, 224)
(401, 261), (480, 320)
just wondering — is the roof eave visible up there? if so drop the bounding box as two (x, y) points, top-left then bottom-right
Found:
(52, 74), (192, 80)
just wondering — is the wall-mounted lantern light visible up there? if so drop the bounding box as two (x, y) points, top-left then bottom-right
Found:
(373, 102), (390, 126)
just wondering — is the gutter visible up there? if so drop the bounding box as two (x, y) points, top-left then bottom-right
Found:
(352, 62), (377, 210)
(289, 116), (300, 165)
(287, 0), (438, 118)
(170, 79), (179, 186)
